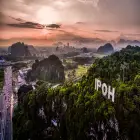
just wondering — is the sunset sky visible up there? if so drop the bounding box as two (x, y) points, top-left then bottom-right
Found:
(0, 0), (140, 47)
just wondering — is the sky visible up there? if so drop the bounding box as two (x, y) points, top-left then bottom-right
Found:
(0, 0), (140, 47)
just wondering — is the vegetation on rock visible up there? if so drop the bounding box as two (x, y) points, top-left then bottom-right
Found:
(27, 55), (65, 83)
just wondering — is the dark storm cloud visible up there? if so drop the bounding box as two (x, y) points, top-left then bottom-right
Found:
(7, 22), (61, 29)
(95, 30), (118, 33)
(7, 22), (44, 29)
(46, 24), (61, 28)
(0, 11), (61, 29)
(10, 17), (25, 22)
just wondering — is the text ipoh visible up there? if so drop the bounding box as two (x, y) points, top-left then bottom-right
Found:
(95, 78), (115, 102)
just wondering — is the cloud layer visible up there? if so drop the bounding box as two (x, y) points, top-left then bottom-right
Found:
(0, 0), (140, 46)
(1, 0), (140, 29)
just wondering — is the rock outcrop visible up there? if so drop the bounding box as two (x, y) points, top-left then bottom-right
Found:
(8, 42), (36, 57)
(81, 47), (89, 53)
(27, 55), (65, 83)
(97, 43), (114, 54)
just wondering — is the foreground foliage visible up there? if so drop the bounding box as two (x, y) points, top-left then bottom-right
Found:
(13, 45), (140, 140)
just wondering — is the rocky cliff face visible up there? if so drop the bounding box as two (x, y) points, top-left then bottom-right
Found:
(8, 42), (36, 57)
(97, 43), (114, 54)
(27, 55), (65, 83)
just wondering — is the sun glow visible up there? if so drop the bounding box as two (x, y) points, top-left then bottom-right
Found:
(36, 7), (60, 24)
(42, 25), (49, 35)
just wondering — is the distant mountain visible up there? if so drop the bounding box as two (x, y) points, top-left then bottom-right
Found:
(76, 38), (140, 49)
(8, 42), (37, 57)
(97, 43), (114, 54)
(117, 39), (140, 47)
(81, 47), (89, 53)
(118, 39), (140, 44)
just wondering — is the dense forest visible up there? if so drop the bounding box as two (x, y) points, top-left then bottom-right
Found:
(13, 45), (140, 140)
